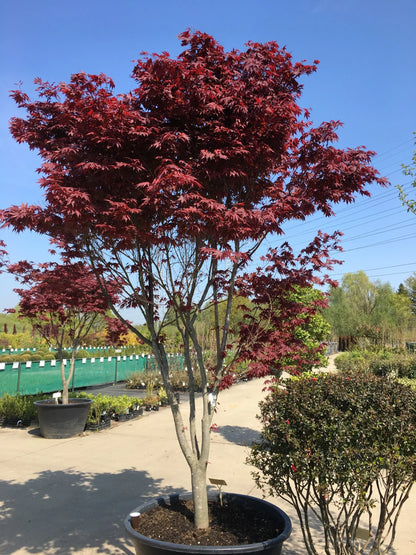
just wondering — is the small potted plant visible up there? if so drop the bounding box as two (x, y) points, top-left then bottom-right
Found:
(0, 393), (38, 427)
(142, 393), (159, 411)
(157, 387), (168, 407)
(111, 395), (134, 422)
(84, 393), (112, 432)
(129, 399), (144, 418)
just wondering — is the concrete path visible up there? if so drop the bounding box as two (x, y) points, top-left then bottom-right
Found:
(0, 366), (415, 554)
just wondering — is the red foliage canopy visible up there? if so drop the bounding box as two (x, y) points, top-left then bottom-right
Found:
(2, 31), (385, 253)
(7, 260), (122, 346)
(1, 30), (387, 376)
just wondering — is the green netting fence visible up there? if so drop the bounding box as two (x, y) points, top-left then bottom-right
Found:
(0, 354), (183, 397)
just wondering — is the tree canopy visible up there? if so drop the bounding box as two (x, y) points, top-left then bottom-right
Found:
(6, 260), (124, 402)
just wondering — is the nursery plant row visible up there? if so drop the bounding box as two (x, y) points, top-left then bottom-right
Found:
(0, 389), (169, 431)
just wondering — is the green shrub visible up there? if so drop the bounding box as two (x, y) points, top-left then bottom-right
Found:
(0, 351), (55, 363)
(369, 352), (416, 378)
(28, 353), (44, 361)
(75, 349), (92, 359)
(398, 377), (416, 390)
(249, 373), (416, 554)
(16, 353), (33, 362)
(86, 393), (113, 423)
(126, 371), (146, 389)
(335, 348), (416, 380)
(158, 387), (168, 405)
(35, 350), (55, 360)
(0, 393), (44, 420)
(334, 350), (370, 373)
(110, 395), (133, 415)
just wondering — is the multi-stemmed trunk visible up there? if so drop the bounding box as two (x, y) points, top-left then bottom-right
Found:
(152, 339), (214, 529)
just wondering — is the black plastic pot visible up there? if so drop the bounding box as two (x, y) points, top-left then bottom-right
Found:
(34, 398), (93, 439)
(85, 418), (111, 432)
(125, 492), (291, 555)
(2, 417), (32, 428)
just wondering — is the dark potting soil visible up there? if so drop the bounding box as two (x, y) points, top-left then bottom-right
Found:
(132, 498), (281, 546)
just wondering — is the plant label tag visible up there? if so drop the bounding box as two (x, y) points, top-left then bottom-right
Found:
(52, 392), (62, 399)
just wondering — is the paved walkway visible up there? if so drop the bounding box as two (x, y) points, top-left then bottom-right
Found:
(0, 360), (415, 554)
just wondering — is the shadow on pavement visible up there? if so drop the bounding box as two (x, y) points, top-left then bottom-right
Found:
(216, 424), (261, 446)
(0, 468), (185, 555)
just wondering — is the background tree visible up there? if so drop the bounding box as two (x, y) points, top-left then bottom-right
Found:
(325, 271), (415, 347)
(1, 31), (385, 529)
(400, 273), (416, 314)
(398, 133), (416, 213)
(7, 261), (123, 403)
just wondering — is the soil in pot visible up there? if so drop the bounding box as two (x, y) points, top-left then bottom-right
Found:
(132, 496), (283, 546)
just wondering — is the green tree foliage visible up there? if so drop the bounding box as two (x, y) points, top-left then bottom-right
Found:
(0, 311), (35, 348)
(326, 271), (415, 346)
(249, 373), (416, 554)
(397, 133), (416, 213)
(279, 287), (331, 372)
(399, 273), (416, 314)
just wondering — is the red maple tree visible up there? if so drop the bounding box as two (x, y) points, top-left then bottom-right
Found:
(6, 261), (123, 404)
(1, 31), (386, 528)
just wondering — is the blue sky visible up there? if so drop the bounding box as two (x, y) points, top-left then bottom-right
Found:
(1, 0), (415, 318)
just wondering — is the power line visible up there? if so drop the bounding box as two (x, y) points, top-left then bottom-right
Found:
(374, 137), (415, 163)
(331, 262), (416, 276)
(334, 270), (416, 281)
(264, 138), (415, 258)
(342, 222), (416, 244)
(283, 182), (413, 236)
(343, 232), (416, 252)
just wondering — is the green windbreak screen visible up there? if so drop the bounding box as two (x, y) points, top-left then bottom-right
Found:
(0, 354), (183, 396)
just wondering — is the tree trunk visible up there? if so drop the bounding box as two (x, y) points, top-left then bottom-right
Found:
(61, 350), (76, 404)
(191, 460), (209, 529)
(60, 358), (69, 404)
(152, 340), (213, 529)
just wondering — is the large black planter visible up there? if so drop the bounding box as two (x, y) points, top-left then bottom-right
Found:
(125, 492), (291, 555)
(34, 398), (93, 439)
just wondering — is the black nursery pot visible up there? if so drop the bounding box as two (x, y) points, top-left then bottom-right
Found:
(34, 398), (92, 439)
(125, 492), (291, 555)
